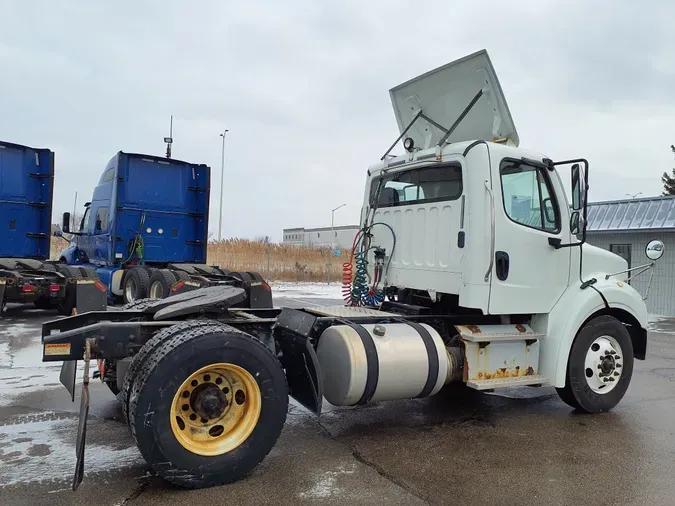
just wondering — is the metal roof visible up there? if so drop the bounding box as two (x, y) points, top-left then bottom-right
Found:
(585, 195), (675, 232)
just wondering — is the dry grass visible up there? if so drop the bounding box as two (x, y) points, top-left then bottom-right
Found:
(50, 236), (352, 282)
(207, 239), (352, 282)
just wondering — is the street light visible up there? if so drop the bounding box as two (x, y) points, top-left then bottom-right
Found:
(218, 129), (229, 241)
(329, 204), (346, 284)
(625, 192), (642, 199)
(331, 204), (346, 249)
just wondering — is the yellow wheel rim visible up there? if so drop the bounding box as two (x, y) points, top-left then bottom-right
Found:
(170, 363), (262, 456)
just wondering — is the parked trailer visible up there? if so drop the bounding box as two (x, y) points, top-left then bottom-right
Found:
(0, 140), (105, 315)
(42, 49), (664, 491)
(56, 151), (270, 307)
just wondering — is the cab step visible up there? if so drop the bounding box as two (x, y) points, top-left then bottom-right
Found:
(467, 375), (550, 390)
(456, 324), (544, 343)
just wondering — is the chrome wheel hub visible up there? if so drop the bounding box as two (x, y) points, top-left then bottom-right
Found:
(584, 335), (623, 394)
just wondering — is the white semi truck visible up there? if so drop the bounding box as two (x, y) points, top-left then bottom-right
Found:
(42, 49), (663, 491)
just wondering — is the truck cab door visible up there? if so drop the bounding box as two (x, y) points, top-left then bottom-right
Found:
(487, 157), (571, 315)
(75, 205), (93, 264)
(91, 204), (110, 265)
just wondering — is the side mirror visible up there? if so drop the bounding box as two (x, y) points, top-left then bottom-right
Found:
(62, 212), (71, 234)
(645, 239), (664, 261)
(570, 211), (580, 235)
(570, 163), (588, 212)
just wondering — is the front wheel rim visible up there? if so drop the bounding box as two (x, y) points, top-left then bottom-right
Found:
(170, 363), (262, 456)
(584, 335), (624, 394)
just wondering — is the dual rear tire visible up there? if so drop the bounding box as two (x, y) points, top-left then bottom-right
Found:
(122, 268), (189, 303)
(124, 321), (288, 489)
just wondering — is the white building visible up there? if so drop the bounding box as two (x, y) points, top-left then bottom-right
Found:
(282, 225), (360, 250)
(585, 195), (675, 316)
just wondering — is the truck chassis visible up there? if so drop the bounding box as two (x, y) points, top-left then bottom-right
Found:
(41, 284), (639, 491)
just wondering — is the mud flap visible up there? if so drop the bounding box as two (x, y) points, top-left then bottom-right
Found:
(273, 309), (323, 414)
(60, 360), (78, 402)
(75, 279), (107, 314)
(73, 339), (91, 491)
(248, 281), (273, 309)
(0, 279), (5, 311)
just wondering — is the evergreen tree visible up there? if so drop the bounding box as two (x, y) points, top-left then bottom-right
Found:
(663, 145), (675, 196)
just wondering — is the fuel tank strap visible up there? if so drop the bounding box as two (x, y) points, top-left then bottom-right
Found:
(346, 323), (380, 404)
(405, 321), (439, 398)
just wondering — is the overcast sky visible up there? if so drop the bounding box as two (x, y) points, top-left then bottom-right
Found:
(1, 1), (673, 241)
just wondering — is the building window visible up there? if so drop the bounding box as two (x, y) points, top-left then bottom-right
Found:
(610, 244), (632, 270)
(500, 160), (560, 233)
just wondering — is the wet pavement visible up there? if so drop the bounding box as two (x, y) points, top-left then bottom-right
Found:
(1, 298), (674, 505)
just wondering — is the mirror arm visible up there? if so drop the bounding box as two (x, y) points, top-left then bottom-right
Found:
(605, 262), (654, 281)
(548, 236), (586, 249)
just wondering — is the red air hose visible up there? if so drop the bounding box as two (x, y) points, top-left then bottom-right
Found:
(342, 229), (364, 305)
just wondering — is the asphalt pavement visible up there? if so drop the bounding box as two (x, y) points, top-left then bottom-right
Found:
(1, 300), (674, 505)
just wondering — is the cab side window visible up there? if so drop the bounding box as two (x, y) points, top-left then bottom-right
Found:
(500, 161), (560, 233)
(95, 207), (109, 233)
(80, 208), (90, 232)
(371, 164), (462, 208)
(101, 168), (115, 183)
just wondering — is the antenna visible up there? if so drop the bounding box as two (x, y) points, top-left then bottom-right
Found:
(164, 115), (173, 158)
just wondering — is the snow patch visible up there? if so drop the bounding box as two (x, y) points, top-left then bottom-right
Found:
(298, 465), (356, 499)
(0, 365), (72, 402)
(0, 342), (11, 368)
(0, 323), (32, 339)
(271, 282), (344, 300)
(0, 416), (144, 486)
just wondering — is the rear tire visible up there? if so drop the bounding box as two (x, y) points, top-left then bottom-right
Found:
(230, 271), (253, 284)
(129, 323), (288, 489)
(122, 298), (158, 312)
(172, 270), (191, 282)
(556, 315), (634, 413)
(246, 272), (265, 283)
(123, 268), (150, 304)
(121, 320), (225, 429)
(148, 269), (176, 299)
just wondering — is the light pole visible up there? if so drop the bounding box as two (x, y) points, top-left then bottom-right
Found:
(218, 129), (229, 241)
(331, 204), (346, 249)
(329, 204), (346, 284)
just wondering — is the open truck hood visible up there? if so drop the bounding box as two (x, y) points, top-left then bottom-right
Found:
(389, 49), (519, 151)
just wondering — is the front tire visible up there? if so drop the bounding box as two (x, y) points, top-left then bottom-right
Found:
(556, 315), (634, 413)
(129, 323), (288, 488)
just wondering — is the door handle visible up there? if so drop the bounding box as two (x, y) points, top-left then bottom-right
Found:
(495, 251), (509, 281)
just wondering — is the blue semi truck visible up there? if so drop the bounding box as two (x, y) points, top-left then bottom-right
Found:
(57, 150), (270, 308)
(0, 140), (104, 315)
